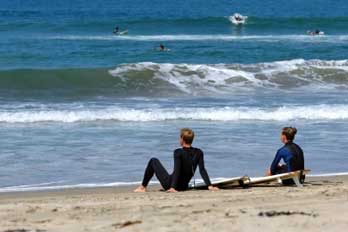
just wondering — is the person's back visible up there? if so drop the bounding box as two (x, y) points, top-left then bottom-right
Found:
(286, 142), (304, 172)
(172, 147), (210, 191)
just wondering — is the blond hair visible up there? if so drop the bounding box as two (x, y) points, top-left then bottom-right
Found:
(180, 128), (195, 145)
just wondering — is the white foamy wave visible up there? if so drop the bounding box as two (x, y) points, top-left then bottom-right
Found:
(1, 105), (348, 123)
(48, 34), (348, 42)
(0, 181), (142, 193)
(0, 178), (228, 193)
(109, 62), (266, 93)
(108, 60), (348, 93)
(2, 173), (348, 193)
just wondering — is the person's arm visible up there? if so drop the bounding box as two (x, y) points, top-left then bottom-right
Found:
(169, 150), (181, 190)
(270, 150), (282, 175)
(198, 151), (212, 186)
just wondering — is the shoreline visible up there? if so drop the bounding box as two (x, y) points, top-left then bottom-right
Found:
(0, 174), (347, 198)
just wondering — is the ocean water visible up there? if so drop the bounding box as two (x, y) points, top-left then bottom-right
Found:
(1, 0), (348, 192)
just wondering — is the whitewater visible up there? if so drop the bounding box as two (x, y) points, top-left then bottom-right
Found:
(1, 104), (348, 123)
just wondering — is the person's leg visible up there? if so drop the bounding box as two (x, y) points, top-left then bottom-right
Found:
(276, 164), (295, 185)
(276, 164), (288, 174)
(266, 164), (286, 176)
(141, 158), (171, 190)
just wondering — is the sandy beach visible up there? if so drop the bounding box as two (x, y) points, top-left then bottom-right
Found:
(0, 175), (347, 232)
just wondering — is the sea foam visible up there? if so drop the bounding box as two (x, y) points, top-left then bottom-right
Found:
(1, 105), (348, 123)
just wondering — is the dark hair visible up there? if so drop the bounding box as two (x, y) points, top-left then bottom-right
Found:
(282, 127), (297, 141)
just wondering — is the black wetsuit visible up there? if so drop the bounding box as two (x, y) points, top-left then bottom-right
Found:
(141, 147), (212, 191)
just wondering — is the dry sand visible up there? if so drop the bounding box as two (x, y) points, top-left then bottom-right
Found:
(0, 176), (347, 232)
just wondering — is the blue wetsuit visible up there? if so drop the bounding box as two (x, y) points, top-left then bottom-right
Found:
(270, 141), (304, 175)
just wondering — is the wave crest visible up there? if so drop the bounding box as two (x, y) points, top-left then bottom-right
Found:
(1, 59), (348, 97)
(1, 105), (348, 123)
(109, 60), (348, 93)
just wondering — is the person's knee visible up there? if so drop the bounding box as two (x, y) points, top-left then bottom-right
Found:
(149, 157), (159, 165)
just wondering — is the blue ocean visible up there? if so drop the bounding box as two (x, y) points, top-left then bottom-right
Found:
(1, 0), (348, 191)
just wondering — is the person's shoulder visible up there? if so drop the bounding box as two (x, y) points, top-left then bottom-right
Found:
(293, 142), (304, 151)
(292, 142), (301, 147)
(277, 145), (288, 154)
(174, 148), (183, 152)
(174, 148), (184, 155)
(192, 147), (204, 155)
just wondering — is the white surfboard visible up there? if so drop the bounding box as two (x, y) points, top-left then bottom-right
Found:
(118, 30), (128, 35)
(114, 30), (128, 35)
(188, 176), (249, 189)
(244, 169), (311, 187)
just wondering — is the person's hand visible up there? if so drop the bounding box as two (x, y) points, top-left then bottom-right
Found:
(265, 168), (271, 176)
(166, 188), (178, 193)
(208, 186), (219, 191)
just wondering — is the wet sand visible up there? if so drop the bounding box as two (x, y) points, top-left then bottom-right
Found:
(0, 176), (347, 232)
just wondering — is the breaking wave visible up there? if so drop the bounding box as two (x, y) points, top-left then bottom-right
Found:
(1, 59), (348, 97)
(1, 104), (348, 123)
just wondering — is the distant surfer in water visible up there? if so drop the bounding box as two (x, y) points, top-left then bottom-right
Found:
(113, 26), (128, 35)
(307, 29), (324, 35)
(235, 15), (242, 21)
(134, 128), (219, 192)
(155, 44), (169, 51)
(159, 44), (166, 51)
(113, 26), (119, 34)
(266, 127), (305, 185)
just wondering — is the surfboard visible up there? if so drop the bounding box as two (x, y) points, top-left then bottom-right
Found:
(155, 48), (170, 52)
(114, 30), (128, 35)
(188, 176), (249, 189)
(118, 30), (128, 35)
(244, 169), (311, 187)
(306, 31), (325, 36)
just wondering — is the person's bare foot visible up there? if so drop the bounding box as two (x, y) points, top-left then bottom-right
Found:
(134, 185), (146, 192)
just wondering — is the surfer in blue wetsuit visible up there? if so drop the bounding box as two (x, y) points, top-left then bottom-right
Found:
(134, 128), (219, 192)
(266, 127), (305, 184)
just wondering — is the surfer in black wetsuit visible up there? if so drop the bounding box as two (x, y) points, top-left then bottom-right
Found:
(159, 44), (165, 50)
(113, 26), (119, 34)
(307, 29), (323, 35)
(134, 128), (219, 192)
(235, 15), (242, 21)
(266, 127), (305, 185)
